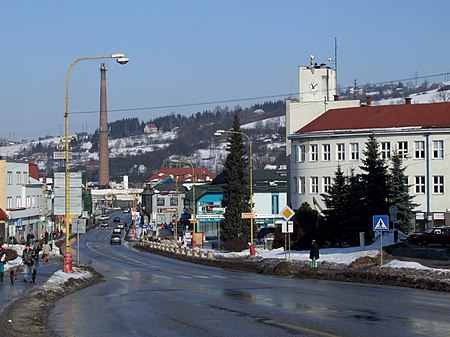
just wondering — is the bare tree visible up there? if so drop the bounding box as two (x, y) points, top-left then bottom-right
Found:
(430, 88), (450, 102)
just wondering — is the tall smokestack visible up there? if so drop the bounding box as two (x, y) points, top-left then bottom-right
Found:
(99, 63), (110, 188)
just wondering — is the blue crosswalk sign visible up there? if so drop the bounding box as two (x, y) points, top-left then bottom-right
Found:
(373, 215), (389, 231)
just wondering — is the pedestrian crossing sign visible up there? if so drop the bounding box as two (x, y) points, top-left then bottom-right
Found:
(373, 215), (389, 232)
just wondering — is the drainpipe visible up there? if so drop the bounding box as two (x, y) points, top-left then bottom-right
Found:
(425, 133), (431, 228)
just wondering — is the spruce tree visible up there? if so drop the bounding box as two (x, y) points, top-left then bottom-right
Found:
(388, 154), (417, 234)
(360, 134), (389, 233)
(221, 115), (250, 248)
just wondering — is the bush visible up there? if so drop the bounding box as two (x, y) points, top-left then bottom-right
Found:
(222, 239), (247, 252)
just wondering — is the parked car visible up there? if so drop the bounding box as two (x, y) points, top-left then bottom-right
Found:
(113, 216), (121, 223)
(101, 222), (109, 229)
(110, 234), (121, 245)
(407, 227), (450, 246)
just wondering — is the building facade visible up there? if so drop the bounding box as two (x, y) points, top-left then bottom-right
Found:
(288, 101), (450, 230)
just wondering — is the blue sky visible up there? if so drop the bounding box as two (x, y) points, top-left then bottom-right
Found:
(1, 0), (449, 141)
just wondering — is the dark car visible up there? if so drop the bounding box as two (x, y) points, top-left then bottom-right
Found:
(112, 228), (122, 234)
(117, 223), (124, 229)
(101, 221), (109, 229)
(113, 216), (121, 223)
(407, 227), (450, 246)
(110, 234), (121, 245)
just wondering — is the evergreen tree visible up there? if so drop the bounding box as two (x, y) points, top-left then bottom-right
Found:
(221, 114), (250, 248)
(388, 154), (417, 234)
(360, 134), (389, 233)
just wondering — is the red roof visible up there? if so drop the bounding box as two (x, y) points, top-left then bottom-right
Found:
(297, 102), (450, 134)
(146, 167), (215, 183)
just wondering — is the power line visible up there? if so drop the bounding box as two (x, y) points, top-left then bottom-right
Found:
(69, 71), (450, 116)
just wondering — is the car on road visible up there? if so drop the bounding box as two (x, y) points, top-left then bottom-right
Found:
(113, 216), (121, 223)
(110, 234), (121, 245)
(407, 227), (450, 246)
(112, 228), (122, 234)
(101, 221), (109, 229)
(117, 223), (125, 229)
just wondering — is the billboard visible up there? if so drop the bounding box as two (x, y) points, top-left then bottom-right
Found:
(54, 172), (83, 216)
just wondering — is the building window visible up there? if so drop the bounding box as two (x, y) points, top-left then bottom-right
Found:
(16, 172), (21, 185)
(398, 141), (408, 158)
(350, 143), (359, 160)
(310, 144), (318, 161)
(433, 176), (444, 194)
(381, 142), (391, 159)
(16, 196), (21, 208)
(271, 194), (279, 215)
(26, 196), (31, 208)
(170, 197), (178, 206)
(310, 176), (318, 194)
(432, 140), (444, 159)
(336, 143), (345, 161)
(7, 171), (12, 185)
(32, 196), (36, 208)
(298, 145), (305, 162)
(415, 176), (425, 194)
(323, 176), (331, 193)
(23, 172), (27, 184)
(7, 197), (13, 209)
(299, 177), (305, 194)
(156, 197), (165, 206)
(414, 141), (425, 159)
(322, 144), (331, 161)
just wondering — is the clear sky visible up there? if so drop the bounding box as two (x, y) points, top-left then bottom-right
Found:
(1, 0), (449, 141)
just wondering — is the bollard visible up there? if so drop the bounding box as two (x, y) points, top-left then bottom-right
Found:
(186, 248), (192, 256)
(63, 253), (73, 273)
(193, 249), (198, 257)
(207, 250), (213, 260)
(199, 249), (204, 258)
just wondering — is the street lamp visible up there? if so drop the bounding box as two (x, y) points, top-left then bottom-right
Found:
(214, 129), (255, 256)
(64, 53), (129, 273)
(172, 159), (197, 247)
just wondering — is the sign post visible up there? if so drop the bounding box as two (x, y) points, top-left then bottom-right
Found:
(280, 206), (295, 260)
(72, 218), (87, 266)
(373, 215), (389, 266)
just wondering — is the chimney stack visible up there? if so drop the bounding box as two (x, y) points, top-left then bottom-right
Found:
(366, 96), (372, 106)
(405, 97), (412, 105)
(333, 94), (340, 101)
(98, 63), (110, 189)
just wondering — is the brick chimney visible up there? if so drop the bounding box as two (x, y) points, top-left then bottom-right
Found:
(366, 96), (372, 106)
(405, 97), (412, 105)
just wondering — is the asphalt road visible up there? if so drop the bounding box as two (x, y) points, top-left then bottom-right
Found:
(45, 224), (450, 337)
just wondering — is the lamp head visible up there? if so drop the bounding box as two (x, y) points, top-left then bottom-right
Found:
(116, 57), (129, 65)
(214, 130), (225, 137)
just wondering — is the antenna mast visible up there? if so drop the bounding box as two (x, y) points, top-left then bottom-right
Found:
(334, 36), (338, 94)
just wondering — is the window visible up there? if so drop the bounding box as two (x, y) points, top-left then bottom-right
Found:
(415, 176), (425, 194)
(170, 197), (178, 206)
(433, 176), (444, 194)
(26, 196), (31, 208)
(414, 141), (425, 159)
(23, 172), (27, 184)
(7, 197), (13, 209)
(298, 145), (305, 162)
(16, 172), (21, 184)
(381, 142), (391, 159)
(350, 143), (359, 160)
(398, 141), (408, 158)
(7, 171), (12, 185)
(32, 196), (36, 208)
(310, 144), (318, 161)
(310, 176), (318, 194)
(156, 197), (165, 206)
(298, 177), (305, 194)
(432, 140), (444, 159)
(323, 176), (331, 193)
(336, 143), (345, 161)
(271, 194), (279, 215)
(322, 144), (331, 161)
(16, 196), (21, 208)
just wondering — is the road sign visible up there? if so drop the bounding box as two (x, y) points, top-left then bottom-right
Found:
(241, 212), (255, 219)
(373, 215), (389, 231)
(280, 206), (294, 220)
(282, 221), (294, 233)
(72, 218), (87, 234)
(389, 205), (398, 223)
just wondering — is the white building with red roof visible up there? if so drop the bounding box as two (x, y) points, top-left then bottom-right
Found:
(288, 99), (450, 228)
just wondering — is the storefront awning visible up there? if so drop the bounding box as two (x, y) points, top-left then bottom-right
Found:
(0, 208), (9, 220)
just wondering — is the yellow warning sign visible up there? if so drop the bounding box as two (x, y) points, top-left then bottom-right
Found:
(281, 206), (295, 220)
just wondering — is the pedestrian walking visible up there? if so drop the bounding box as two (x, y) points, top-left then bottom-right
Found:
(42, 240), (51, 263)
(0, 247), (6, 282)
(309, 239), (319, 268)
(22, 244), (36, 283)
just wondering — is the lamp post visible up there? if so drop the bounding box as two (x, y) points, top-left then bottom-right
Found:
(64, 53), (129, 273)
(214, 129), (255, 256)
(172, 159), (196, 247)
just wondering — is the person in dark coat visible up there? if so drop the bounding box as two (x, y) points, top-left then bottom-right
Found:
(22, 244), (36, 283)
(309, 239), (319, 268)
